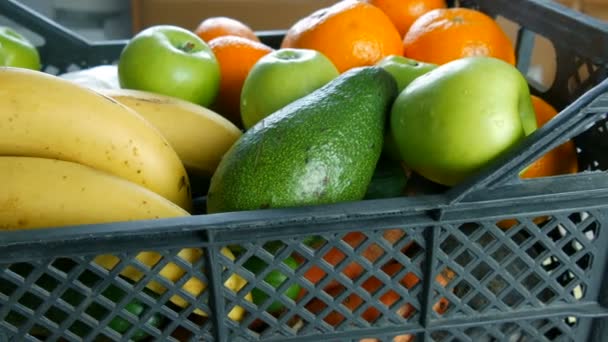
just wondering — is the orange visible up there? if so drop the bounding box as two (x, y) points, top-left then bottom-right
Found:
(364, 0), (447, 37)
(497, 96), (578, 230)
(208, 36), (273, 127)
(194, 16), (260, 43)
(281, 0), (404, 73)
(302, 230), (406, 288)
(521, 95), (579, 178)
(403, 8), (516, 65)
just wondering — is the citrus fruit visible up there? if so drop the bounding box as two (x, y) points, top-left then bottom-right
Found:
(208, 35), (273, 126)
(498, 96), (578, 230)
(521, 95), (579, 178)
(304, 261), (453, 328)
(194, 16), (260, 42)
(364, 0), (446, 37)
(403, 8), (516, 65)
(281, 0), (404, 73)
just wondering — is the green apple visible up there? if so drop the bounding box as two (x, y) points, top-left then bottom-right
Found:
(240, 48), (339, 129)
(118, 25), (220, 107)
(376, 55), (437, 94)
(0, 26), (40, 70)
(391, 56), (537, 186)
(377, 55), (438, 161)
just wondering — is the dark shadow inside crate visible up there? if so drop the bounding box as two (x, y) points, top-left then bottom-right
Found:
(430, 315), (581, 342)
(433, 209), (600, 322)
(220, 228), (427, 340)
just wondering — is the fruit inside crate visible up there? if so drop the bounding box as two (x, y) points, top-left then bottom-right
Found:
(1, 0), (608, 342)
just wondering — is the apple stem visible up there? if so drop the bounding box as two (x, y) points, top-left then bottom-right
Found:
(179, 41), (196, 52)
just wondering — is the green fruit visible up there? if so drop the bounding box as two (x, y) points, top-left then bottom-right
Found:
(382, 131), (403, 162)
(391, 56), (537, 186)
(364, 158), (408, 200)
(376, 55), (437, 94)
(207, 66), (398, 213)
(243, 255), (301, 313)
(118, 25), (220, 107)
(377, 55), (438, 162)
(240, 48), (340, 129)
(0, 26), (40, 70)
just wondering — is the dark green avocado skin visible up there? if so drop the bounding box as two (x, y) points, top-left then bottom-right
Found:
(207, 66), (398, 214)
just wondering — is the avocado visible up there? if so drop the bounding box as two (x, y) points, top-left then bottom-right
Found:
(207, 66), (398, 213)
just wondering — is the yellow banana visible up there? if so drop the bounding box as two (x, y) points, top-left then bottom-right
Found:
(0, 67), (191, 210)
(0, 156), (249, 320)
(0, 156), (188, 229)
(96, 88), (243, 178)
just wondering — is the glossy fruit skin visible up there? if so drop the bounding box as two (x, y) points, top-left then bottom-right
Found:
(194, 16), (260, 42)
(207, 66), (398, 214)
(240, 48), (339, 129)
(365, 0), (447, 37)
(496, 95), (578, 229)
(391, 56), (537, 186)
(403, 8), (516, 66)
(376, 55), (437, 93)
(97, 87), (243, 179)
(118, 25), (220, 107)
(208, 36), (273, 127)
(377, 55), (438, 161)
(0, 26), (41, 70)
(281, 0), (404, 73)
(497, 96), (579, 230)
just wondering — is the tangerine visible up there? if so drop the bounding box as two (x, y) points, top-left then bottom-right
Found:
(208, 36), (273, 126)
(281, 0), (403, 73)
(521, 95), (579, 178)
(403, 8), (516, 65)
(195, 16), (259, 42)
(497, 96), (578, 230)
(365, 0), (446, 37)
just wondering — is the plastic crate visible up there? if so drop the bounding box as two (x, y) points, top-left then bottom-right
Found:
(2, 0), (608, 341)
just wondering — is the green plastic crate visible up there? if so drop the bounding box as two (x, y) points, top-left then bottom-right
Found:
(2, 0), (608, 341)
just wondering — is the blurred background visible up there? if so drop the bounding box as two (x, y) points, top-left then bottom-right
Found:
(1, 0), (605, 43)
(1, 0), (132, 41)
(1, 0), (603, 91)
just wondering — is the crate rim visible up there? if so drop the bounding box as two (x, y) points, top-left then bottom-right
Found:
(3, 1), (608, 341)
(3, 170), (608, 264)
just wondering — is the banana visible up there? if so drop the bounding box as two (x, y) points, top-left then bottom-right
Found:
(0, 156), (250, 320)
(0, 67), (191, 210)
(96, 88), (243, 178)
(0, 156), (188, 229)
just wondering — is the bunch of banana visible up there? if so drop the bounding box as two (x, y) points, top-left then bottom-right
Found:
(0, 156), (189, 229)
(0, 67), (249, 321)
(57, 67), (244, 179)
(0, 66), (192, 210)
